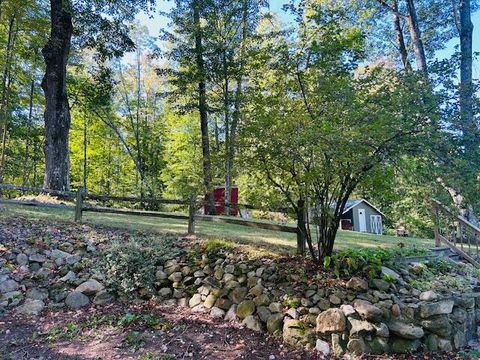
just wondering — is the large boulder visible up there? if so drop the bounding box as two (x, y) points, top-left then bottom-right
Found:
(348, 318), (375, 336)
(283, 319), (314, 347)
(346, 277), (368, 292)
(421, 315), (451, 337)
(0, 279), (19, 294)
(75, 279), (105, 296)
(17, 300), (44, 316)
(354, 299), (383, 322)
(236, 300), (255, 319)
(65, 291), (90, 310)
(267, 313), (284, 334)
(388, 321), (424, 339)
(419, 300), (454, 318)
(316, 308), (346, 334)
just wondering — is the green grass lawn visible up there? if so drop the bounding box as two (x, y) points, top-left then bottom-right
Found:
(0, 203), (433, 254)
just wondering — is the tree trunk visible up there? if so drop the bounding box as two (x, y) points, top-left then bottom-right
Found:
(193, 0), (216, 215)
(23, 79), (35, 186)
(405, 0), (428, 73)
(41, 0), (73, 190)
(392, 0), (411, 71)
(0, 15), (16, 182)
(458, 0), (474, 148)
(296, 199), (307, 256)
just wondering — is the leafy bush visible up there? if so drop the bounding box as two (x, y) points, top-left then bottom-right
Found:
(99, 235), (182, 296)
(204, 238), (235, 254)
(323, 246), (427, 278)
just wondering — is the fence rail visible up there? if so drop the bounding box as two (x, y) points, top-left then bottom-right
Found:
(0, 183), (298, 239)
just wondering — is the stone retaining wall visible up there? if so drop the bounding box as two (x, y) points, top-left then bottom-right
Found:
(1, 236), (478, 357)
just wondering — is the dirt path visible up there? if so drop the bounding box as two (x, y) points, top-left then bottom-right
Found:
(0, 301), (317, 360)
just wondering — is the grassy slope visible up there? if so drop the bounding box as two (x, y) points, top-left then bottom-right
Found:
(0, 203), (433, 254)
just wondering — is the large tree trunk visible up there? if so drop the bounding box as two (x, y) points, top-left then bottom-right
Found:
(392, 0), (411, 71)
(0, 15), (16, 182)
(459, 0), (474, 148)
(41, 0), (73, 191)
(193, 0), (216, 215)
(405, 0), (428, 73)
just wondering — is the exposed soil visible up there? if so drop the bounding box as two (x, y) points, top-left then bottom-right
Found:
(0, 301), (316, 360)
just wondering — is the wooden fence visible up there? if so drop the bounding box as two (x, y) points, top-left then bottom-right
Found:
(0, 183), (298, 239)
(432, 198), (480, 267)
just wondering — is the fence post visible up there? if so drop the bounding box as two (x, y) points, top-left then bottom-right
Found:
(75, 187), (84, 222)
(188, 196), (196, 235)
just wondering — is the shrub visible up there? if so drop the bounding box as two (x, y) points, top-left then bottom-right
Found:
(323, 246), (427, 278)
(99, 235), (182, 296)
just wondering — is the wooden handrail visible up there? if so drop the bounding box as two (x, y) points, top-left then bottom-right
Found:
(432, 199), (480, 236)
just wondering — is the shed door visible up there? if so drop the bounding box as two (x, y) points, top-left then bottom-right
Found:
(370, 215), (383, 235)
(358, 208), (367, 232)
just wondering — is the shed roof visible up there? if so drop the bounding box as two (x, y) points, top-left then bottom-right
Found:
(342, 198), (385, 217)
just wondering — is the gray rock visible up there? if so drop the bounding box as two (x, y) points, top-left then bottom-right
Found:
(59, 271), (76, 282)
(204, 276), (221, 288)
(26, 288), (48, 301)
(224, 264), (235, 274)
(257, 306), (272, 322)
(65, 255), (81, 265)
(189, 294), (202, 308)
(50, 249), (70, 259)
(0, 279), (19, 294)
(421, 315), (451, 337)
(283, 319), (313, 347)
(16, 253), (29, 266)
(210, 307), (225, 319)
(75, 279), (105, 295)
(419, 300), (454, 318)
(237, 300), (255, 319)
(419, 290), (438, 301)
(348, 318), (375, 336)
(388, 320), (424, 339)
(224, 304), (237, 321)
(340, 304), (356, 317)
(17, 300), (44, 315)
(347, 337), (369, 355)
(346, 277), (368, 291)
(204, 294), (217, 309)
(29, 254), (46, 263)
(267, 313), (284, 334)
(65, 291), (90, 310)
(269, 302), (283, 313)
(243, 315), (262, 332)
(391, 338), (421, 353)
(372, 278), (391, 292)
(159, 287), (172, 297)
(315, 339), (330, 355)
(316, 308), (346, 334)
(229, 287), (248, 304)
(156, 269), (168, 280)
(354, 299), (383, 322)
(168, 272), (183, 283)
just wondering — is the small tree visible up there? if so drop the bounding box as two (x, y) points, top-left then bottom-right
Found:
(242, 3), (437, 262)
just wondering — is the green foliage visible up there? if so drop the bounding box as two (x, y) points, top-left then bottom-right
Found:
(324, 246), (427, 278)
(99, 236), (182, 296)
(204, 238), (235, 255)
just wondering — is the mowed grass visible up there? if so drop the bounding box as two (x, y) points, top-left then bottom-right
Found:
(0, 203), (433, 254)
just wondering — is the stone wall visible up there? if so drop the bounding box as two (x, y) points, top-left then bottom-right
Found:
(1, 234), (479, 357)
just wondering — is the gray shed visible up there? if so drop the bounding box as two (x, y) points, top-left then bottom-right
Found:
(339, 199), (384, 235)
